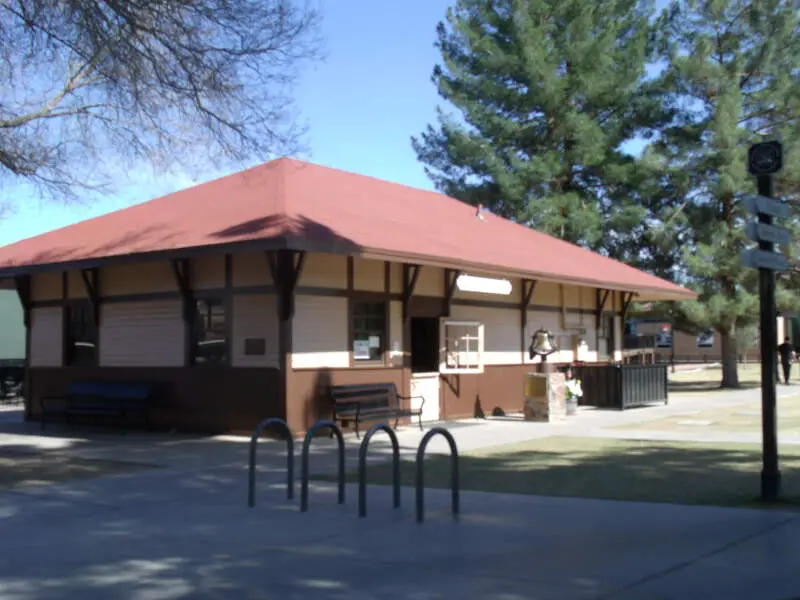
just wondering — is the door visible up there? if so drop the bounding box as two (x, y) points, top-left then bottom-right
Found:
(409, 372), (440, 422)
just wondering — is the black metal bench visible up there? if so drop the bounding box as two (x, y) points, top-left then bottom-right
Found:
(40, 381), (153, 432)
(330, 382), (424, 438)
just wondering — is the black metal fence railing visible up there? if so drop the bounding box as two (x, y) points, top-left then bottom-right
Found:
(622, 334), (658, 350)
(572, 364), (668, 410)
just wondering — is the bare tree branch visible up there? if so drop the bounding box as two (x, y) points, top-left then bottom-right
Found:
(0, 0), (323, 203)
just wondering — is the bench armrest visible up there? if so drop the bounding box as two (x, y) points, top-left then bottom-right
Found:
(397, 394), (425, 409)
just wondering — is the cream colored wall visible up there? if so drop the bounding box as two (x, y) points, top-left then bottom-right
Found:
(100, 300), (184, 367)
(102, 262), (177, 296)
(298, 253), (347, 288)
(450, 304), (521, 365)
(233, 252), (270, 287)
(292, 295), (349, 369)
(31, 272), (61, 302)
(414, 265), (443, 297)
(232, 294), (279, 367)
(353, 258), (385, 292)
(66, 271), (87, 299)
(192, 254), (224, 290)
(29, 307), (63, 367)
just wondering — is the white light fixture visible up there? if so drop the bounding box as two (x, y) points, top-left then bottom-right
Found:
(456, 274), (513, 296)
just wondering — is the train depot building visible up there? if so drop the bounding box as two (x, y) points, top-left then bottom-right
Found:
(0, 159), (695, 434)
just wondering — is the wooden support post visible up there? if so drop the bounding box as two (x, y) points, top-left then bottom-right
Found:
(443, 269), (460, 317)
(268, 250), (306, 427)
(80, 268), (101, 327)
(268, 250), (305, 322)
(401, 264), (421, 324)
(171, 258), (193, 366)
(520, 279), (537, 361)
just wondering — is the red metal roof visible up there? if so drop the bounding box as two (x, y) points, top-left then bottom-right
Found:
(0, 158), (695, 300)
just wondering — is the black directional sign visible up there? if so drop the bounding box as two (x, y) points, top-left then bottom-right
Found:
(748, 140), (783, 176)
(742, 194), (790, 219)
(746, 222), (791, 246)
(741, 248), (789, 271)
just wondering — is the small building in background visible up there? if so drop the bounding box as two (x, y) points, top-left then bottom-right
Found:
(0, 290), (24, 366)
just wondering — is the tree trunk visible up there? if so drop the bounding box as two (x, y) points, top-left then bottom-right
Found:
(720, 327), (740, 388)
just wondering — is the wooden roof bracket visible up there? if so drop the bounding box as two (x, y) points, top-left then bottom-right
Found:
(80, 268), (101, 327)
(442, 268), (461, 317)
(520, 279), (538, 359)
(14, 275), (31, 328)
(171, 258), (192, 321)
(621, 292), (635, 323)
(596, 289), (611, 328)
(268, 250), (306, 321)
(402, 264), (421, 323)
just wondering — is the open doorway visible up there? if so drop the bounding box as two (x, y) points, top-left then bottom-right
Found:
(410, 317), (439, 373)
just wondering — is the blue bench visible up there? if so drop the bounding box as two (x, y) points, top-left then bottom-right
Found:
(41, 381), (153, 432)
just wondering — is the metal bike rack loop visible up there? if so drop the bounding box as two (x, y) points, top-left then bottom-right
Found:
(415, 427), (460, 523)
(301, 419), (345, 512)
(358, 423), (400, 518)
(248, 417), (294, 508)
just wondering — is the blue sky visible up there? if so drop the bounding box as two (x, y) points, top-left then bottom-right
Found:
(0, 0), (659, 247)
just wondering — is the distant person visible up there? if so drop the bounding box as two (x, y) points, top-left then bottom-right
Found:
(777, 337), (795, 384)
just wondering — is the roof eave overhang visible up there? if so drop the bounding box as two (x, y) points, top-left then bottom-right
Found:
(329, 244), (697, 302)
(0, 237), (294, 279)
(0, 235), (698, 302)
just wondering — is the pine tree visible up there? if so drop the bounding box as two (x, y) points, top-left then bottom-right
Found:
(645, 0), (800, 387)
(412, 0), (663, 252)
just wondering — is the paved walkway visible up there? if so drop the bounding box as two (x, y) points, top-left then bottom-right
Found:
(0, 386), (798, 599)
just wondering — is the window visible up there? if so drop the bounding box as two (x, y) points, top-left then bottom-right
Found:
(193, 297), (227, 364)
(65, 301), (97, 366)
(598, 314), (617, 360)
(440, 320), (484, 374)
(352, 300), (386, 362)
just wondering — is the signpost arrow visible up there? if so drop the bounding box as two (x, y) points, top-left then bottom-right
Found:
(746, 222), (791, 246)
(741, 248), (789, 271)
(742, 194), (790, 219)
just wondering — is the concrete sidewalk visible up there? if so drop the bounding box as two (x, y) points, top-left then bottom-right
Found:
(0, 387), (799, 599)
(1, 468), (798, 600)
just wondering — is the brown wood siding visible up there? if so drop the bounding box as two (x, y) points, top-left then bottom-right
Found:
(100, 300), (184, 367)
(287, 366), (406, 433)
(27, 366), (283, 434)
(103, 262), (177, 296)
(232, 294), (279, 367)
(31, 272), (61, 302)
(298, 253), (347, 288)
(441, 364), (533, 420)
(29, 307), (63, 367)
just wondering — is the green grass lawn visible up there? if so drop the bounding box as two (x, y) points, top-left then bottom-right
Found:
(328, 436), (800, 510)
(613, 397), (800, 435)
(669, 363), (763, 393)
